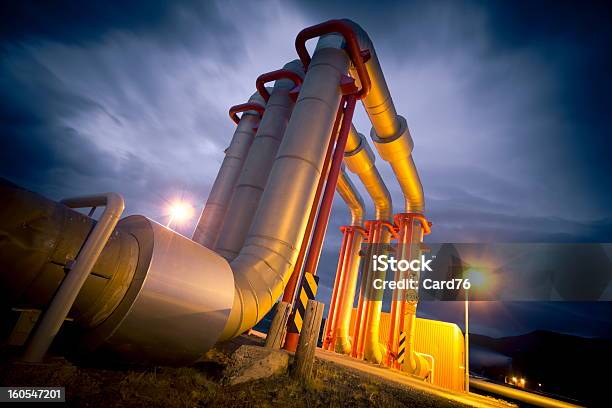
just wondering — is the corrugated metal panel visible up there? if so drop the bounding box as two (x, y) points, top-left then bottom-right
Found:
(349, 309), (465, 391)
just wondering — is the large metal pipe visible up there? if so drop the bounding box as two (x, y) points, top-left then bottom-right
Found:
(219, 40), (351, 340)
(344, 19), (425, 214)
(323, 168), (364, 352)
(344, 126), (392, 220)
(0, 179), (234, 364)
(215, 60), (304, 260)
(341, 19), (427, 369)
(192, 92), (266, 248)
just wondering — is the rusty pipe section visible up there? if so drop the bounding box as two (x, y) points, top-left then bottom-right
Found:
(343, 19), (425, 214)
(193, 92), (266, 248)
(219, 41), (350, 340)
(215, 60), (304, 260)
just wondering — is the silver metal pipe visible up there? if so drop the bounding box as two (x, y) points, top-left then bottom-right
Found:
(336, 165), (364, 226)
(219, 41), (351, 340)
(344, 126), (392, 220)
(83, 215), (235, 364)
(334, 167), (365, 354)
(343, 19), (425, 213)
(192, 92), (266, 248)
(23, 193), (124, 363)
(215, 60), (304, 260)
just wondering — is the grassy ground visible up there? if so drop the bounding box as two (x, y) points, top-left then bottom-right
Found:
(0, 345), (474, 408)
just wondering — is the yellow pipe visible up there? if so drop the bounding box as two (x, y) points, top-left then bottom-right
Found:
(336, 166), (364, 226)
(344, 125), (392, 220)
(334, 168), (364, 354)
(342, 124), (392, 361)
(344, 19), (426, 369)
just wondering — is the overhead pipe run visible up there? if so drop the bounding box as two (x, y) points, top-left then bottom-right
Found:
(193, 92), (266, 248)
(219, 41), (361, 340)
(215, 60), (304, 260)
(0, 19), (432, 372)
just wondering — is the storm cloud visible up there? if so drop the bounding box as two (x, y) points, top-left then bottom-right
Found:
(1, 0), (611, 337)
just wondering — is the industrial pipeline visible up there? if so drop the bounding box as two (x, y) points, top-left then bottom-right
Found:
(0, 19), (434, 384)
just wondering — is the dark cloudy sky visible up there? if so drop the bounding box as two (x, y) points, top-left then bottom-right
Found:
(1, 1), (611, 338)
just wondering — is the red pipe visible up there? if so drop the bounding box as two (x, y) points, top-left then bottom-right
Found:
(351, 222), (374, 357)
(295, 20), (371, 99)
(302, 93), (357, 276)
(229, 102), (265, 125)
(256, 69), (303, 102)
(355, 221), (382, 357)
(323, 226), (351, 350)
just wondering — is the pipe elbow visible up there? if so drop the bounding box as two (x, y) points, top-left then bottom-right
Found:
(344, 132), (392, 220)
(337, 167), (365, 226)
(371, 116), (424, 213)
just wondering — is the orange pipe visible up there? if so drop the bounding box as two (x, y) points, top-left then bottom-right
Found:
(329, 229), (354, 350)
(323, 228), (350, 349)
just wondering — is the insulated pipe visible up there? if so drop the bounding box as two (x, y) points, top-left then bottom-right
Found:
(342, 19), (425, 214)
(338, 19), (427, 367)
(215, 61), (304, 260)
(192, 92), (266, 248)
(334, 227), (363, 354)
(219, 42), (351, 340)
(336, 166), (365, 226)
(344, 126), (391, 221)
(323, 168), (364, 350)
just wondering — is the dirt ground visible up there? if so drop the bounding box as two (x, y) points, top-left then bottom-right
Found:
(0, 340), (475, 408)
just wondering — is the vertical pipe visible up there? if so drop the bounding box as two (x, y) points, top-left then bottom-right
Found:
(388, 214), (413, 367)
(323, 229), (350, 350)
(334, 227), (362, 354)
(220, 43), (351, 341)
(281, 100), (343, 304)
(193, 93), (265, 248)
(216, 61), (304, 260)
(325, 229), (353, 350)
(302, 94), (357, 276)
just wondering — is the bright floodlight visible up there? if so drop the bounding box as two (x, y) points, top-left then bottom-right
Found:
(466, 269), (486, 287)
(167, 200), (195, 227)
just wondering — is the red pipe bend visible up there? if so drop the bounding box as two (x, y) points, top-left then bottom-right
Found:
(256, 69), (303, 102)
(228, 102), (265, 125)
(295, 19), (371, 99)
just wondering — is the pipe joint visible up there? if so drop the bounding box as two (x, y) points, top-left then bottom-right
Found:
(371, 115), (414, 163)
(344, 133), (375, 174)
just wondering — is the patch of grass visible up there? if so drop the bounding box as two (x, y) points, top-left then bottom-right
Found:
(0, 349), (477, 407)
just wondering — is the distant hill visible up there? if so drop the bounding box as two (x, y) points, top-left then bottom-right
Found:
(470, 330), (612, 406)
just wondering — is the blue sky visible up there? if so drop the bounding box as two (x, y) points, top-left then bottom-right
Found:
(1, 0), (611, 338)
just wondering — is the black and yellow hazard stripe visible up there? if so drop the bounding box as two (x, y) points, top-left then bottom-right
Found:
(288, 272), (319, 334)
(397, 331), (407, 364)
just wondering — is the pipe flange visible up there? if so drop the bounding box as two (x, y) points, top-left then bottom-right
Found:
(344, 133), (375, 173)
(370, 115), (414, 162)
